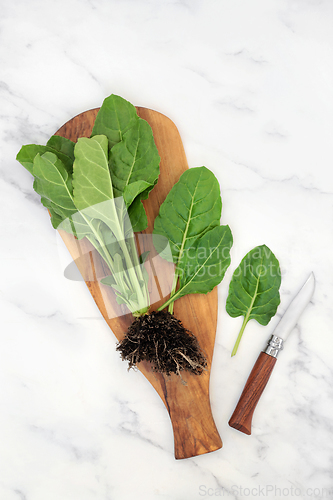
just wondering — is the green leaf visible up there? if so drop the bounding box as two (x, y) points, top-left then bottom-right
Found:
(139, 251), (150, 264)
(97, 221), (122, 257)
(128, 198), (148, 233)
(38, 193), (65, 229)
(109, 119), (160, 197)
(153, 166), (222, 265)
(123, 180), (152, 208)
(108, 118), (160, 232)
(178, 225), (232, 296)
(72, 135), (128, 243)
(160, 225), (232, 309)
(39, 195), (64, 229)
(91, 94), (139, 149)
(100, 275), (116, 287)
(47, 135), (75, 161)
(226, 244), (281, 356)
(32, 152), (92, 239)
(17, 144), (73, 175)
(73, 135), (113, 208)
(127, 179), (159, 232)
(33, 152), (77, 219)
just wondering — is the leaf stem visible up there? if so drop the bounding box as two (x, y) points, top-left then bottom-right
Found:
(231, 316), (248, 357)
(84, 210), (148, 315)
(231, 274), (260, 356)
(157, 289), (179, 311)
(105, 203), (148, 315)
(128, 234), (150, 310)
(168, 269), (179, 314)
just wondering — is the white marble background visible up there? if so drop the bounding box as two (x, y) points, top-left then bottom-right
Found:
(1, 0), (333, 499)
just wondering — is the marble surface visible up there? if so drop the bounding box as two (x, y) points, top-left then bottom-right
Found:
(1, 0), (333, 499)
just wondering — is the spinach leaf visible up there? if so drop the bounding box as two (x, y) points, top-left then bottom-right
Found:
(47, 136), (75, 161)
(109, 119), (160, 198)
(109, 118), (160, 231)
(123, 180), (152, 208)
(91, 94), (139, 149)
(73, 135), (130, 242)
(153, 166), (223, 312)
(33, 152), (77, 219)
(226, 244), (281, 356)
(32, 150), (111, 250)
(159, 225), (233, 310)
(127, 196), (148, 233)
(73, 135), (114, 206)
(36, 192), (65, 229)
(17, 144), (73, 175)
(153, 166), (222, 263)
(32, 152), (93, 238)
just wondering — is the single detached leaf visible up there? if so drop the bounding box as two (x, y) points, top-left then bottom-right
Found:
(91, 94), (139, 149)
(226, 244), (281, 356)
(47, 135), (75, 161)
(153, 166), (222, 265)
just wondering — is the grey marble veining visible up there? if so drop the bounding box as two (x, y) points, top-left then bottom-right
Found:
(1, 0), (333, 499)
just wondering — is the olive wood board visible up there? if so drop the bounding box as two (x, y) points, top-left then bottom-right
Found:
(55, 106), (222, 459)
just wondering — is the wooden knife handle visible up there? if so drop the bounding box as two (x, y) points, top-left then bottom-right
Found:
(228, 352), (277, 435)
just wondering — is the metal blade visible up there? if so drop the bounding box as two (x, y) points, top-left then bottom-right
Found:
(272, 272), (315, 341)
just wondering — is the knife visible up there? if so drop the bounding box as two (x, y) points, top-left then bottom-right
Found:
(228, 272), (315, 435)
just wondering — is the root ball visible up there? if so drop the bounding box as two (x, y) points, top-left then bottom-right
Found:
(117, 310), (207, 376)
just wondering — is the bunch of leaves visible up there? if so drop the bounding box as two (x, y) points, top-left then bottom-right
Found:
(153, 166), (233, 313)
(17, 95), (160, 316)
(226, 244), (281, 356)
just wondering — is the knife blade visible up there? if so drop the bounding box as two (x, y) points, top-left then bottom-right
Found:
(228, 272), (315, 435)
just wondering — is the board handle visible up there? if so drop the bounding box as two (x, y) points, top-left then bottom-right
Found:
(161, 375), (222, 459)
(171, 402), (222, 459)
(228, 351), (277, 435)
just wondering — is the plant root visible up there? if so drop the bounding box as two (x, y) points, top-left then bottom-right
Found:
(116, 310), (207, 376)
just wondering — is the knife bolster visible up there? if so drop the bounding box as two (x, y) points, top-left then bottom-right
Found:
(264, 334), (284, 358)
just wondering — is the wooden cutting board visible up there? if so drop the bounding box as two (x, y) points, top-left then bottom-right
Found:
(55, 106), (222, 459)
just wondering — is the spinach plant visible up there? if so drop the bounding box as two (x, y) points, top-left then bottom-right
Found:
(118, 166), (233, 375)
(17, 93), (233, 375)
(17, 95), (160, 317)
(226, 244), (281, 356)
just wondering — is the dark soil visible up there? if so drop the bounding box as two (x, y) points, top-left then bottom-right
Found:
(116, 310), (207, 376)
